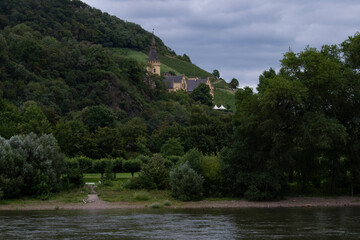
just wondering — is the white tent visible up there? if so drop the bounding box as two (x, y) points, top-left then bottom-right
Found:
(219, 105), (226, 110)
(213, 105), (219, 110)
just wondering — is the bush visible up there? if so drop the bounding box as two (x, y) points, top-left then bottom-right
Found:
(148, 202), (162, 209)
(170, 163), (204, 201)
(133, 191), (151, 201)
(123, 177), (144, 189)
(138, 154), (170, 190)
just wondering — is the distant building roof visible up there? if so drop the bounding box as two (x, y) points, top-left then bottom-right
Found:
(148, 35), (159, 62)
(164, 75), (184, 89)
(187, 78), (208, 92)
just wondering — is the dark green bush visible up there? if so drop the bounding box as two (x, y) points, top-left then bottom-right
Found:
(170, 163), (204, 201)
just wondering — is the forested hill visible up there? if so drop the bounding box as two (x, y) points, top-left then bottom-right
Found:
(0, 0), (179, 117)
(0, 0), (170, 54)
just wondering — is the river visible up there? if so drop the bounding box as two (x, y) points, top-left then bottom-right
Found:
(1, 207), (359, 239)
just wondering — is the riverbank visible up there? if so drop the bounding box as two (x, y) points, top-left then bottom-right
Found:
(0, 196), (359, 211)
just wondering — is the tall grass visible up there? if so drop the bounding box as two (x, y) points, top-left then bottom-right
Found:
(214, 88), (236, 110)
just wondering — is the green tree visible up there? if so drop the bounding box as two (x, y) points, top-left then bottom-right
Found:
(80, 105), (116, 132)
(137, 154), (170, 190)
(0, 133), (65, 199)
(0, 98), (21, 138)
(93, 159), (107, 178)
(190, 83), (213, 106)
(160, 137), (184, 157)
(179, 148), (203, 175)
(230, 78), (239, 89)
(212, 69), (220, 78)
(112, 158), (123, 179)
(122, 159), (142, 177)
(21, 101), (52, 135)
(170, 162), (204, 201)
(54, 120), (88, 157)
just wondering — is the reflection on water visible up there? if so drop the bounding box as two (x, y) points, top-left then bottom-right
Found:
(0, 207), (360, 239)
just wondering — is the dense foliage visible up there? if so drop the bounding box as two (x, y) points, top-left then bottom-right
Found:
(0, 133), (65, 199)
(222, 36), (360, 200)
(2, 0), (360, 201)
(0, 0), (170, 54)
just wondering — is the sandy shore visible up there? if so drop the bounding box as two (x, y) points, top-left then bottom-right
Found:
(0, 195), (359, 211)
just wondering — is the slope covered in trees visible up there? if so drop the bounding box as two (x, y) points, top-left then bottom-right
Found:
(0, 0), (171, 54)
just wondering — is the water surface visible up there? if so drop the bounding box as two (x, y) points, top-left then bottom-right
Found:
(1, 207), (359, 239)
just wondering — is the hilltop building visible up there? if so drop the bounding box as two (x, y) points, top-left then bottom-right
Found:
(146, 35), (161, 76)
(147, 35), (214, 96)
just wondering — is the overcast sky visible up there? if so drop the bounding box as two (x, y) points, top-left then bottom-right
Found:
(82, 0), (360, 89)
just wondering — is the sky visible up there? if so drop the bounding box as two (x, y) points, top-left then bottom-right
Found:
(82, 0), (360, 89)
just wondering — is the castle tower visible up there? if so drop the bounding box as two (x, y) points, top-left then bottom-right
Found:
(147, 34), (161, 75)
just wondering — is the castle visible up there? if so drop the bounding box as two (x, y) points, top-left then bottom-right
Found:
(147, 35), (214, 96)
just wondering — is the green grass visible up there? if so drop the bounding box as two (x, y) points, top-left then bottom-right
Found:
(111, 48), (211, 78)
(83, 172), (139, 183)
(214, 79), (230, 89)
(0, 187), (89, 206)
(159, 55), (211, 78)
(214, 88), (236, 110)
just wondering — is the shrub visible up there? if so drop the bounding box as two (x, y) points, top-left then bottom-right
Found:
(133, 191), (151, 201)
(170, 163), (204, 201)
(138, 154), (170, 190)
(123, 177), (144, 189)
(163, 200), (172, 206)
(148, 202), (162, 209)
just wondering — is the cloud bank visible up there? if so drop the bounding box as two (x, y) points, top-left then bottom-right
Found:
(83, 0), (360, 88)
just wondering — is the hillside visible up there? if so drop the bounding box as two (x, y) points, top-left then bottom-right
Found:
(0, 0), (171, 55)
(0, 0), (234, 160)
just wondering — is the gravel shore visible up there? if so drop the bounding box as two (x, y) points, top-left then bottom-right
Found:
(0, 196), (359, 211)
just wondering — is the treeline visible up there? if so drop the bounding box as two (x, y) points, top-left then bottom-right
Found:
(222, 33), (360, 200)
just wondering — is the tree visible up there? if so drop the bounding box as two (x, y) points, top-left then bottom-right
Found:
(212, 69), (220, 78)
(54, 120), (88, 157)
(21, 101), (52, 135)
(0, 133), (65, 199)
(80, 105), (116, 132)
(122, 159), (142, 177)
(137, 154), (170, 190)
(112, 158), (123, 179)
(230, 78), (239, 89)
(0, 98), (21, 139)
(170, 162), (204, 201)
(93, 159), (107, 178)
(179, 148), (203, 175)
(190, 83), (213, 106)
(160, 137), (184, 157)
